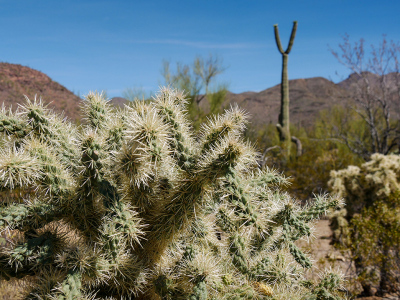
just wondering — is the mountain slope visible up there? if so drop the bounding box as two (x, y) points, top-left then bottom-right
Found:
(221, 77), (352, 129)
(0, 62), (81, 120)
(3, 63), (396, 130)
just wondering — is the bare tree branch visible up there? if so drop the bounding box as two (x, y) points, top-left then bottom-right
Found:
(328, 35), (400, 159)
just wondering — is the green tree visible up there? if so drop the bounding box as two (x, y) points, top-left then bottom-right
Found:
(162, 54), (227, 129)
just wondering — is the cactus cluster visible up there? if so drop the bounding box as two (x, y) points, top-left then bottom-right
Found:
(329, 153), (400, 217)
(1, 88), (344, 299)
(329, 154), (400, 295)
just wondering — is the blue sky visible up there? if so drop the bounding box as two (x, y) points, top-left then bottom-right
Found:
(1, 0), (399, 98)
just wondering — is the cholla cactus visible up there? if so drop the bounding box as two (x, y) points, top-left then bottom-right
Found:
(329, 153), (400, 217)
(0, 88), (344, 299)
(329, 154), (400, 295)
(329, 208), (350, 246)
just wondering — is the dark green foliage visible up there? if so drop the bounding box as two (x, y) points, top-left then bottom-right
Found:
(349, 197), (400, 295)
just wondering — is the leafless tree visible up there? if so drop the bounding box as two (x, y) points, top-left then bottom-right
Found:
(330, 34), (400, 160)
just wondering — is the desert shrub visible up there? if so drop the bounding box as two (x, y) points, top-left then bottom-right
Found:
(249, 107), (362, 201)
(329, 153), (400, 296)
(0, 88), (345, 299)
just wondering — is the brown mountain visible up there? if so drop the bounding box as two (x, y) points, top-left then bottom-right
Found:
(3, 63), (394, 129)
(219, 77), (352, 129)
(109, 97), (130, 108)
(0, 62), (81, 120)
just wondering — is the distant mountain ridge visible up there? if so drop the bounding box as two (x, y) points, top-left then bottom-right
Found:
(1, 62), (396, 129)
(221, 76), (351, 129)
(0, 62), (81, 120)
(110, 77), (353, 128)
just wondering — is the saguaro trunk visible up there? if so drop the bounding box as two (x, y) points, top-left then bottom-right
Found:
(274, 21), (302, 157)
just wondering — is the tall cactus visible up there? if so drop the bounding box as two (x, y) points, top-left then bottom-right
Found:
(0, 88), (344, 299)
(274, 21), (302, 157)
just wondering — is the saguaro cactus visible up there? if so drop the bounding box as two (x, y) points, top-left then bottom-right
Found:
(274, 21), (302, 157)
(0, 88), (344, 299)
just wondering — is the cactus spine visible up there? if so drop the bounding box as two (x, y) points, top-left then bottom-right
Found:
(274, 21), (302, 157)
(0, 88), (344, 299)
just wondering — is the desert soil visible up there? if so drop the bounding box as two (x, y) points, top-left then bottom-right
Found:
(302, 219), (400, 300)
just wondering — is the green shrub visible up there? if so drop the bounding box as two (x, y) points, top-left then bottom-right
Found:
(0, 88), (344, 299)
(250, 109), (362, 201)
(329, 153), (400, 296)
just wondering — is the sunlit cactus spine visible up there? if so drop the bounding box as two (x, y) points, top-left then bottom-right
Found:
(1, 88), (345, 299)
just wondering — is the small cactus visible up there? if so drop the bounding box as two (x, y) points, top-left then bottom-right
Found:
(0, 88), (344, 299)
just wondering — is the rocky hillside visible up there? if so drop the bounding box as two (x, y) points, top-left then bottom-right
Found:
(222, 76), (352, 129)
(1, 63), (398, 130)
(0, 62), (81, 120)
(115, 77), (353, 129)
